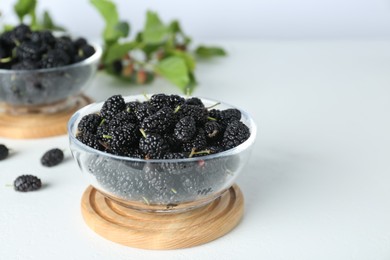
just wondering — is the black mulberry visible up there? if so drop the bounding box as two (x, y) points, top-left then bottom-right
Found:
(173, 116), (196, 142)
(16, 42), (46, 61)
(204, 121), (223, 141)
(185, 97), (204, 107)
(55, 36), (76, 56)
(150, 93), (185, 110)
(77, 132), (105, 151)
(141, 107), (175, 134)
(108, 111), (138, 130)
(40, 49), (70, 68)
(177, 104), (208, 126)
(41, 148), (64, 167)
(100, 95), (126, 121)
(139, 133), (170, 159)
(222, 120), (250, 150)
(78, 113), (102, 134)
(181, 128), (207, 152)
(106, 123), (140, 155)
(0, 144), (9, 160)
(134, 102), (157, 122)
(14, 175), (42, 192)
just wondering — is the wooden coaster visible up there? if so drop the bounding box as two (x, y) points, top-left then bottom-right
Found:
(81, 185), (244, 250)
(0, 95), (92, 139)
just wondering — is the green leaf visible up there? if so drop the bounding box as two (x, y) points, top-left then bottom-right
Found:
(168, 20), (181, 34)
(14, 0), (36, 22)
(169, 50), (195, 71)
(90, 0), (118, 26)
(155, 56), (189, 91)
(104, 41), (137, 64)
(143, 10), (168, 44)
(142, 43), (163, 60)
(195, 45), (227, 58)
(103, 21), (130, 43)
(114, 21), (130, 37)
(42, 10), (54, 28)
(42, 11), (65, 31)
(90, 0), (128, 43)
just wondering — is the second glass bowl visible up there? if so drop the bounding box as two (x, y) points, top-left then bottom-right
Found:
(0, 43), (102, 114)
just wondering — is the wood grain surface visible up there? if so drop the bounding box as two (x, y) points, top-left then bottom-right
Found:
(81, 185), (244, 250)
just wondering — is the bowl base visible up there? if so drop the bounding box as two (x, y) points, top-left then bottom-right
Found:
(81, 184), (244, 250)
(0, 94), (92, 139)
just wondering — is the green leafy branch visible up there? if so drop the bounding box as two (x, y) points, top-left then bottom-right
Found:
(8, 0), (226, 94)
(91, 0), (226, 94)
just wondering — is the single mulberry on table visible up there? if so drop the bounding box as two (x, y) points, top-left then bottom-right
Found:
(14, 175), (42, 192)
(41, 148), (64, 167)
(0, 144), (9, 160)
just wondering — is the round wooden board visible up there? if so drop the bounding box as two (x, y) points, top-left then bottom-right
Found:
(0, 95), (92, 139)
(81, 185), (244, 250)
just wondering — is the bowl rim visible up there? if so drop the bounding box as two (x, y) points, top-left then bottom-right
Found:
(68, 94), (257, 163)
(0, 42), (102, 74)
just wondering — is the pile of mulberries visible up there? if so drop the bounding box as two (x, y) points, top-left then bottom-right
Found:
(75, 94), (251, 206)
(76, 94), (250, 159)
(0, 24), (95, 70)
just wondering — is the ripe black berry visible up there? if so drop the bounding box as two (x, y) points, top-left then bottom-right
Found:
(173, 116), (196, 142)
(185, 97), (204, 107)
(139, 133), (170, 159)
(41, 148), (64, 167)
(204, 121), (223, 140)
(77, 132), (105, 151)
(12, 24), (31, 42)
(40, 49), (70, 68)
(177, 104), (208, 126)
(141, 107), (175, 134)
(100, 95), (126, 121)
(134, 102), (157, 122)
(105, 123), (140, 155)
(78, 44), (95, 59)
(181, 128), (207, 152)
(73, 37), (87, 49)
(55, 36), (76, 56)
(16, 42), (46, 61)
(30, 31), (56, 46)
(108, 111), (138, 130)
(222, 120), (250, 150)
(150, 93), (185, 110)
(0, 144), (9, 160)
(14, 175), (42, 192)
(221, 108), (241, 123)
(78, 113), (102, 134)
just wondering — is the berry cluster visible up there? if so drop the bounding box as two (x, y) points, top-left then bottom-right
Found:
(0, 24), (95, 70)
(76, 94), (250, 159)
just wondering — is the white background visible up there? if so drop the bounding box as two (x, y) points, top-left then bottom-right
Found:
(1, 1), (390, 260)
(1, 0), (390, 40)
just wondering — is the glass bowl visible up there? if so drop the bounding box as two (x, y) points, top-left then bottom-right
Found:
(68, 94), (257, 213)
(0, 43), (102, 114)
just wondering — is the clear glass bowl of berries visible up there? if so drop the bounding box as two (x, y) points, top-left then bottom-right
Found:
(68, 94), (257, 213)
(0, 24), (102, 114)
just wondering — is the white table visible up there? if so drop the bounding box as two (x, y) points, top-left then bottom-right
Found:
(1, 40), (390, 260)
